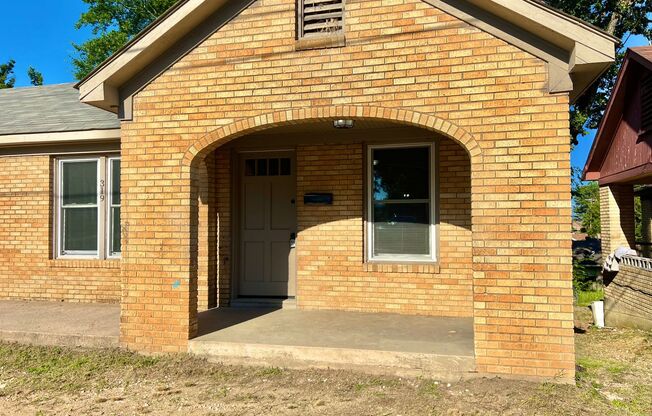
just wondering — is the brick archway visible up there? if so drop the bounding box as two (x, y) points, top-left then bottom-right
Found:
(182, 106), (482, 168)
(183, 105), (482, 355)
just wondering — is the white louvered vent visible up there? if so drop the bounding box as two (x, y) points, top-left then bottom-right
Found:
(300, 0), (344, 38)
(642, 75), (652, 133)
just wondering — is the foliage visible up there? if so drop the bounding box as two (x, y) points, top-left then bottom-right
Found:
(572, 170), (601, 237)
(575, 288), (604, 307)
(27, 66), (44, 86)
(0, 59), (16, 89)
(543, 0), (652, 145)
(72, 0), (178, 80)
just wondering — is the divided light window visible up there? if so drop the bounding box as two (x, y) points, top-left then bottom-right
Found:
(299, 0), (344, 38)
(367, 144), (437, 263)
(56, 156), (121, 259)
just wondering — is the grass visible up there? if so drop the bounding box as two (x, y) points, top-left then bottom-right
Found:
(0, 308), (650, 415)
(576, 289), (604, 307)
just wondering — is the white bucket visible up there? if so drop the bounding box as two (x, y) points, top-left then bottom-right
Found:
(592, 301), (605, 328)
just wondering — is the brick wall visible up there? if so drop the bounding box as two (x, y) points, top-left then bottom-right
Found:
(605, 263), (652, 331)
(295, 139), (472, 316)
(120, 0), (575, 379)
(600, 185), (636, 255)
(0, 155), (120, 303)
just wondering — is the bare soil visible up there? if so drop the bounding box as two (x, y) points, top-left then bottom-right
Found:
(0, 307), (650, 415)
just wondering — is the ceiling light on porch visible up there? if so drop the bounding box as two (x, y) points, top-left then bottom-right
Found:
(333, 119), (355, 129)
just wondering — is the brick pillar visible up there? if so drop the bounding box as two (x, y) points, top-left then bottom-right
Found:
(472, 94), (575, 381)
(197, 154), (218, 312)
(599, 185), (635, 256)
(119, 131), (198, 353)
(640, 194), (652, 257)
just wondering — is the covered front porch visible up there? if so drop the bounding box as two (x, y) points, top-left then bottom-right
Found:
(191, 307), (475, 380)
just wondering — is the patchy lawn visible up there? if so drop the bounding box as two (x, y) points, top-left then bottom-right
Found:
(0, 309), (650, 415)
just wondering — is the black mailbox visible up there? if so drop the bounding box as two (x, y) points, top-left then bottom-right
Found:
(304, 193), (334, 205)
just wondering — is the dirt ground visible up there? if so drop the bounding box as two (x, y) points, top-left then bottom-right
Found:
(0, 307), (650, 416)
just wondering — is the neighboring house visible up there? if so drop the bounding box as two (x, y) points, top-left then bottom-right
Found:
(0, 0), (617, 381)
(583, 46), (652, 331)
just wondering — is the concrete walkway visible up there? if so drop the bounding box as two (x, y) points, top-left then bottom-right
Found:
(0, 300), (120, 348)
(190, 308), (475, 380)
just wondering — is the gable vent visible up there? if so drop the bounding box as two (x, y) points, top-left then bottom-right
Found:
(642, 75), (652, 134)
(300, 0), (344, 38)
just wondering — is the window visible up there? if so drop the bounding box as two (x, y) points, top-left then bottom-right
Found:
(56, 156), (121, 259)
(367, 144), (436, 262)
(244, 157), (292, 177)
(298, 0), (344, 38)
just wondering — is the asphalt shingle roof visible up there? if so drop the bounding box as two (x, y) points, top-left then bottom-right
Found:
(0, 83), (119, 136)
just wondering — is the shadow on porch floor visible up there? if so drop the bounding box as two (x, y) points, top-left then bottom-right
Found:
(191, 308), (475, 380)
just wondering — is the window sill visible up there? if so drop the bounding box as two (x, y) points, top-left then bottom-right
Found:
(295, 33), (346, 51)
(48, 258), (121, 270)
(363, 261), (440, 274)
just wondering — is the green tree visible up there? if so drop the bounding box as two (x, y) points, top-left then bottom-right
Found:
(27, 66), (44, 86)
(543, 0), (652, 145)
(572, 178), (601, 237)
(0, 59), (16, 89)
(72, 0), (178, 80)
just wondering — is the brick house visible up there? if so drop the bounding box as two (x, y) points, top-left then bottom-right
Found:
(583, 46), (652, 331)
(0, 0), (616, 381)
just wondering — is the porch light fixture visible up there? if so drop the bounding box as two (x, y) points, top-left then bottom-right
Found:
(333, 119), (355, 129)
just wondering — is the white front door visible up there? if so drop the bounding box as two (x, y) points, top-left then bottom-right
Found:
(238, 151), (297, 298)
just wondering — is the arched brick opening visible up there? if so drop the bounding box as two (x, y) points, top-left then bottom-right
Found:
(182, 106), (482, 168)
(183, 106), (482, 355)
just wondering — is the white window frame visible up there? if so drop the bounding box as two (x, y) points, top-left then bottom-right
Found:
(366, 143), (437, 263)
(55, 154), (121, 259)
(106, 157), (121, 259)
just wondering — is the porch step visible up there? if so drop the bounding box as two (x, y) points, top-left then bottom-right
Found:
(191, 308), (475, 380)
(188, 340), (475, 380)
(230, 298), (297, 309)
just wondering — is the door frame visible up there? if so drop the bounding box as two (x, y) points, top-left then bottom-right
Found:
(231, 148), (298, 302)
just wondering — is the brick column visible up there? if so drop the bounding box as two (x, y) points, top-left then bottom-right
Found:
(640, 193), (652, 257)
(197, 154), (218, 312)
(119, 129), (199, 352)
(599, 185), (635, 256)
(472, 94), (576, 380)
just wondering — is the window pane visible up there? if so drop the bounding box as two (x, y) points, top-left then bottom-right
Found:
(373, 147), (429, 201)
(257, 159), (268, 176)
(111, 159), (121, 205)
(373, 202), (430, 256)
(269, 158), (279, 176)
(245, 159), (255, 176)
(280, 158), (291, 176)
(63, 161), (98, 205)
(111, 207), (121, 255)
(63, 207), (98, 252)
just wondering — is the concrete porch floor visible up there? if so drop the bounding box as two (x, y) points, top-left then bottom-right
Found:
(0, 300), (119, 348)
(190, 308), (476, 380)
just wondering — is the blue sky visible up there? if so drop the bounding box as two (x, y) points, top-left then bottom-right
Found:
(0, 1), (91, 87)
(0, 1), (649, 172)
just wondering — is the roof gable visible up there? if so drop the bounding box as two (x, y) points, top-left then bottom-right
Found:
(584, 47), (652, 184)
(77, 0), (617, 118)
